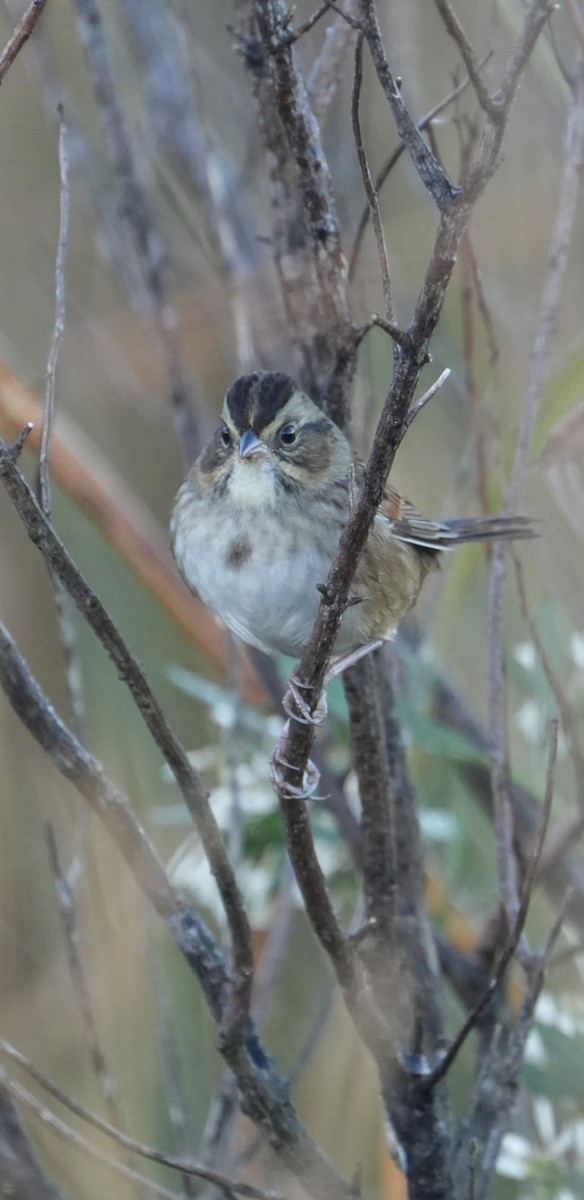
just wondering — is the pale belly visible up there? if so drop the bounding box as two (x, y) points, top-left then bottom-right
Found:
(173, 508), (367, 659)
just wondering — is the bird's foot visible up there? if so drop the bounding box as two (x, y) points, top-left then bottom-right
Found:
(282, 671), (328, 726)
(270, 720), (321, 799)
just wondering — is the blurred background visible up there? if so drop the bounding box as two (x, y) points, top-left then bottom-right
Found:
(0, 1), (583, 1197)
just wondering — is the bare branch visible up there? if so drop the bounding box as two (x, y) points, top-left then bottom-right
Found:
(38, 110), (69, 521)
(404, 368), (451, 430)
(429, 720), (558, 1087)
(35, 110), (87, 743)
(433, 0), (501, 116)
(238, 0), (353, 424)
(513, 553), (584, 811)
(43, 819), (142, 1171)
(266, 29), (555, 1181)
(0, 482), (357, 1200)
(0, 1083), (66, 1200)
(0, 1060), (188, 1200)
(308, 0), (359, 117)
(73, 0), (201, 461)
(119, 0), (258, 375)
(487, 58), (584, 925)
(351, 33), (395, 323)
(566, 0), (584, 53)
(358, 0), (459, 211)
(0, 0), (49, 85)
(349, 58), (492, 279)
(487, 558), (522, 924)
(0, 1039), (284, 1200)
(508, 63), (584, 514)
(0, 439), (253, 1049)
(353, 313), (409, 349)
(464, 894), (569, 1200)
(285, 3), (330, 43)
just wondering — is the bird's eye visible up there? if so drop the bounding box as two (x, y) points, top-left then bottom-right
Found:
(279, 424), (297, 445)
(220, 425), (231, 447)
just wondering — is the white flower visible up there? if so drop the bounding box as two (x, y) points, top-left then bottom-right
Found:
(496, 1133), (531, 1180)
(514, 642), (537, 670)
(570, 632), (584, 670)
(515, 700), (542, 744)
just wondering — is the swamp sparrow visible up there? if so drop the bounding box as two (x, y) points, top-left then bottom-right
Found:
(171, 372), (533, 791)
(172, 370), (533, 663)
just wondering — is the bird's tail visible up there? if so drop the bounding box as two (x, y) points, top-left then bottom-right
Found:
(391, 514), (536, 552)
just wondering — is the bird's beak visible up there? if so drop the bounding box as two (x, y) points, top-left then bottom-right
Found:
(239, 429), (265, 459)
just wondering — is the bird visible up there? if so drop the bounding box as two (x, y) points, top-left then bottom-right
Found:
(171, 371), (534, 792)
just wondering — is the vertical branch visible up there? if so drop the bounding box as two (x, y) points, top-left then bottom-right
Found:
(237, 0), (354, 425)
(117, 0), (258, 374)
(36, 111), (86, 741)
(44, 823), (147, 1194)
(488, 60), (584, 924)
(308, 0), (359, 117)
(457, 123), (494, 517)
(351, 34), (395, 325)
(73, 0), (201, 461)
(0, 1084), (66, 1200)
(38, 111), (68, 521)
(359, 0), (459, 211)
(344, 654), (397, 935)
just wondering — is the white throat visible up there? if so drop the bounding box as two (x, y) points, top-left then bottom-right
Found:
(227, 457), (280, 510)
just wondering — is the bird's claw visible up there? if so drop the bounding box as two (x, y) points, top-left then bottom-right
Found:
(269, 720), (321, 799)
(282, 672), (328, 726)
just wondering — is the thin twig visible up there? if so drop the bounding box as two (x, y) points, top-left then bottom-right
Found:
(566, 0), (584, 55)
(470, 895), (569, 1200)
(349, 58), (492, 278)
(428, 720), (558, 1087)
(404, 368), (451, 430)
(36, 109), (86, 742)
(38, 110), (69, 521)
(44, 820), (139, 1169)
(353, 313), (409, 349)
(149, 946), (198, 1198)
(487, 556), (521, 924)
(358, 0), (458, 211)
(0, 0), (49, 85)
(73, 0), (200, 461)
(487, 58), (584, 928)
(0, 1063), (209, 1200)
(0, 1039), (283, 1200)
(119, 0), (258, 374)
(251, 861), (296, 1025)
(507, 64), (584, 515)
(351, 33), (395, 324)
(433, 0), (501, 117)
(308, 0), (360, 117)
(197, 1073), (240, 1182)
(236, 979), (338, 1172)
(285, 3), (330, 43)
(513, 552), (584, 811)
(458, 201), (498, 516)
(238, 0), (353, 426)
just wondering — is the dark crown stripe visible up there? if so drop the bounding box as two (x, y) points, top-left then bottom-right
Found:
(225, 372), (296, 433)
